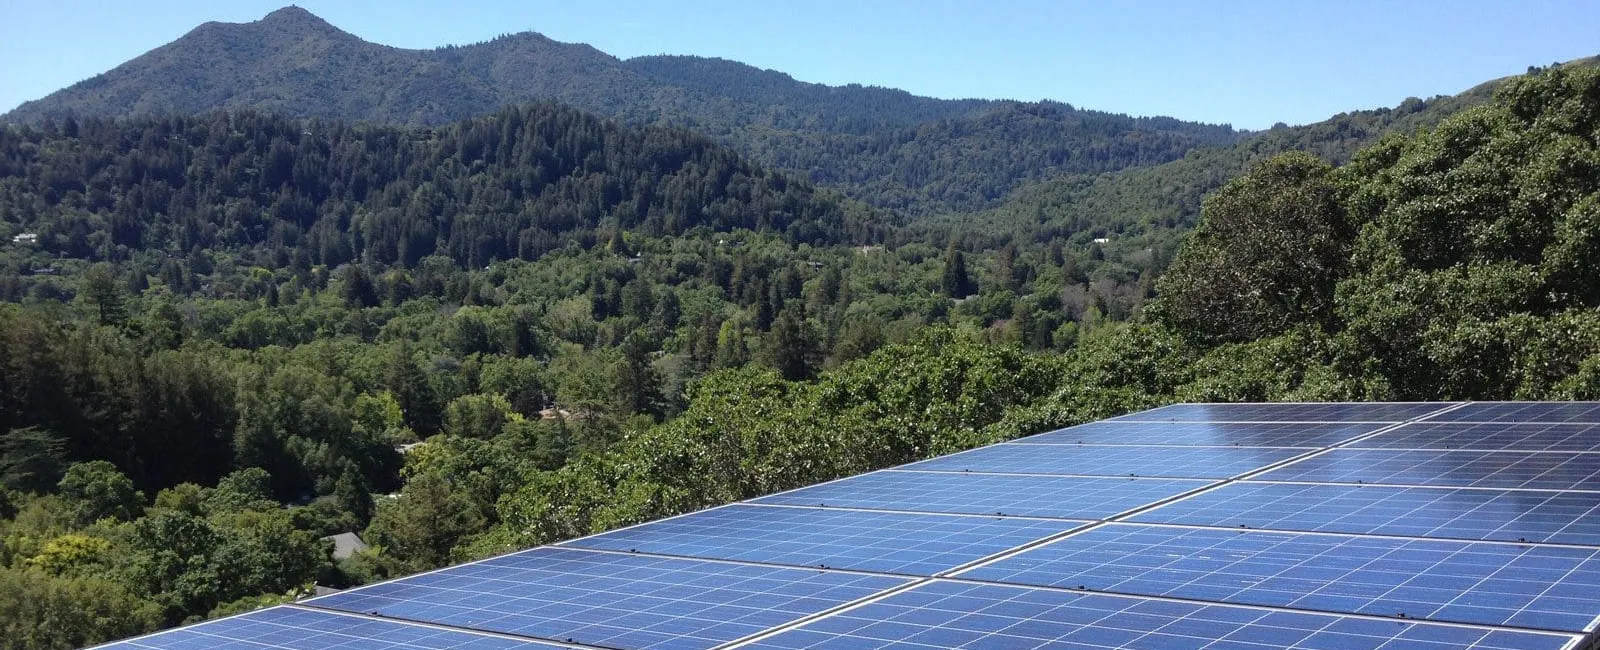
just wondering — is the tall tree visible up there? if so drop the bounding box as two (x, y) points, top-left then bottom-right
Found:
(81, 265), (128, 327)
(1152, 152), (1348, 343)
(941, 242), (976, 298)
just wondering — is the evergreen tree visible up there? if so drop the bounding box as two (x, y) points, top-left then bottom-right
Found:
(385, 342), (441, 435)
(81, 265), (128, 327)
(767, 309), (818, 381)
(941, 243), (975, 298)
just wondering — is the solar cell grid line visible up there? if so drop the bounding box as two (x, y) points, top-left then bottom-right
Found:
(305, 546), (912, 650)
(1013, 420), (1388, 447)
(1355, 422), (1600, 452)
(901, 442), (1306, 478)
(731, 580), (1582, 650)
(1254, 448), (1600, 492)
(561, 503), (1087, 576)
(711, 412), (1453, 650)
(88, 605), (572, 650)
(1107, 401), (1456, 423)
(1127, 481), (1600, 547)
(952, 522), (1600, 633)
(750, 470), (1210, 520)
(1430, 402), (1600, 424)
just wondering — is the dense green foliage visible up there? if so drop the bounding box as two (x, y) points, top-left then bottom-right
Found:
(3, 7), (1239, 215)
(2, 33), (1598, 650)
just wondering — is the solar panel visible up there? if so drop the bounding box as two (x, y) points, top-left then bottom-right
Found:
(563, 504), (1084, 575)
(959, 522), (1600, 632)
(1108, 402), (1453, 423)
(1429, 402), (1600, 424)
(308, 547), (908, 650)
(1355, 422), (1600, 452)
(1015, 420), (1387, 447)
(1259, 449), (1600, 491)
(752, 470), (1208, 519)
(90, 402), (1600, 650)
(1130, 481), (1600, 545)
(742, 580), (1580, 650)
(92, 606), (560, 650)
(903, 443), (1304, 478)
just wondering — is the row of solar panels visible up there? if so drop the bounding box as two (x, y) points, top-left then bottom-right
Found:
(97, 402), (1600, 650)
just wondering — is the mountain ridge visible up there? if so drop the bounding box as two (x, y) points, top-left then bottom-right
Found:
(3, 6), (1242, 215)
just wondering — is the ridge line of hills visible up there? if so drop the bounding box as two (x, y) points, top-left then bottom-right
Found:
(3, 6), (1244, 216)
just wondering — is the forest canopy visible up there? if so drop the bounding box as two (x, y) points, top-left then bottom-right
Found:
(1, 55), (1598, 650)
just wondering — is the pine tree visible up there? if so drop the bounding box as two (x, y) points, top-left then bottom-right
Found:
(81, 265), (127, 327)
(767, 309), (818, 380)
(941, 243), (975, 298)
(386, 342), (440, 435)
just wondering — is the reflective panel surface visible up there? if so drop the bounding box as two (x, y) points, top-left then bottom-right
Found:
(1109, 402), (1454, 423)
(746, 580), (1577, 650)
(310, 547), (909, 650)
(92, 606), (561, 650)
(962, 523), (1600, 632)
(754, 470), (1207, 519)
(564, 504), (1084, 575)
(1017, 420), (1385, 447)
(1131, 482), (1600, 545)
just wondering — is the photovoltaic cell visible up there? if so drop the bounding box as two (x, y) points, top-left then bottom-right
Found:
(1130, 482), (1600, 546)
(903, 443), (1303, 479)
(564, 504), (1084, 576)
(1108, 402), (1453, 423)
(309, 547), (908, 650)
(960, 523), (1600, 632)
(1259, 449), (1600, 491)
(1430, 402), (1600, 424)
(745, 580), (1577, 650)
(753, 470), (1208, 519)
(89, 402), (1600, 650)
(92, 606), (559, 650)
(1354, 422), (1600, 452)
(1015, 420), (1386, 448)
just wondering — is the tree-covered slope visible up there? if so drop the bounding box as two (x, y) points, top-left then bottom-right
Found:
(946, 60), (1594, 246)
(0, 102), (882, 277)
(2, 7), (1241, 215)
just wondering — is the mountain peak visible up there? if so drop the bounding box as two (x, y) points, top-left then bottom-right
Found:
(256, 5), (338, 33)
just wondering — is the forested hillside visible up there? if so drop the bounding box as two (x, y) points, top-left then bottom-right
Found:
(2, 7), (1240, 214)
(2, 21), (1598, 650)
(929, 64), (1538, 249)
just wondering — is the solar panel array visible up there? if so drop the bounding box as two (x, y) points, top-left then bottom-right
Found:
(94, 402), (1600, 650)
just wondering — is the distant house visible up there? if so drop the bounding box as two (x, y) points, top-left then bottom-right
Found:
(322, 532), (369, 560)
(11, 233), (37, 244)
(1092, 237), (1111, 244)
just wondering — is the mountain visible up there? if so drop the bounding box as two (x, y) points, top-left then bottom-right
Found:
(2, 6), (1242, 215)
(933, 57), (1599, 249)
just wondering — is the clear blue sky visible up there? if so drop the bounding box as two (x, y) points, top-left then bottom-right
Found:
(2, 0), (1596, 129)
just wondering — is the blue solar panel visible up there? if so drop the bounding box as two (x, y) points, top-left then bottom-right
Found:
(309, 546), (908, 650)
(92, 606), (558, 650)
(1016, 420), (1386, 447)
(904, 443), (1303, 478)
(745, 580), (1578, 650)
(563, 504), (1084, 576)
(1356, 422), (1600, 452)
(753, 470), (1208, 519)
(1259, 449), (1600, 491)
(960, 523), (1600, 632)
(1109, 402), (1453, 423)
(1131, 482), (1600, 545)
(90, 402), (1600, 650)
(1430, 402), (1600, 423)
